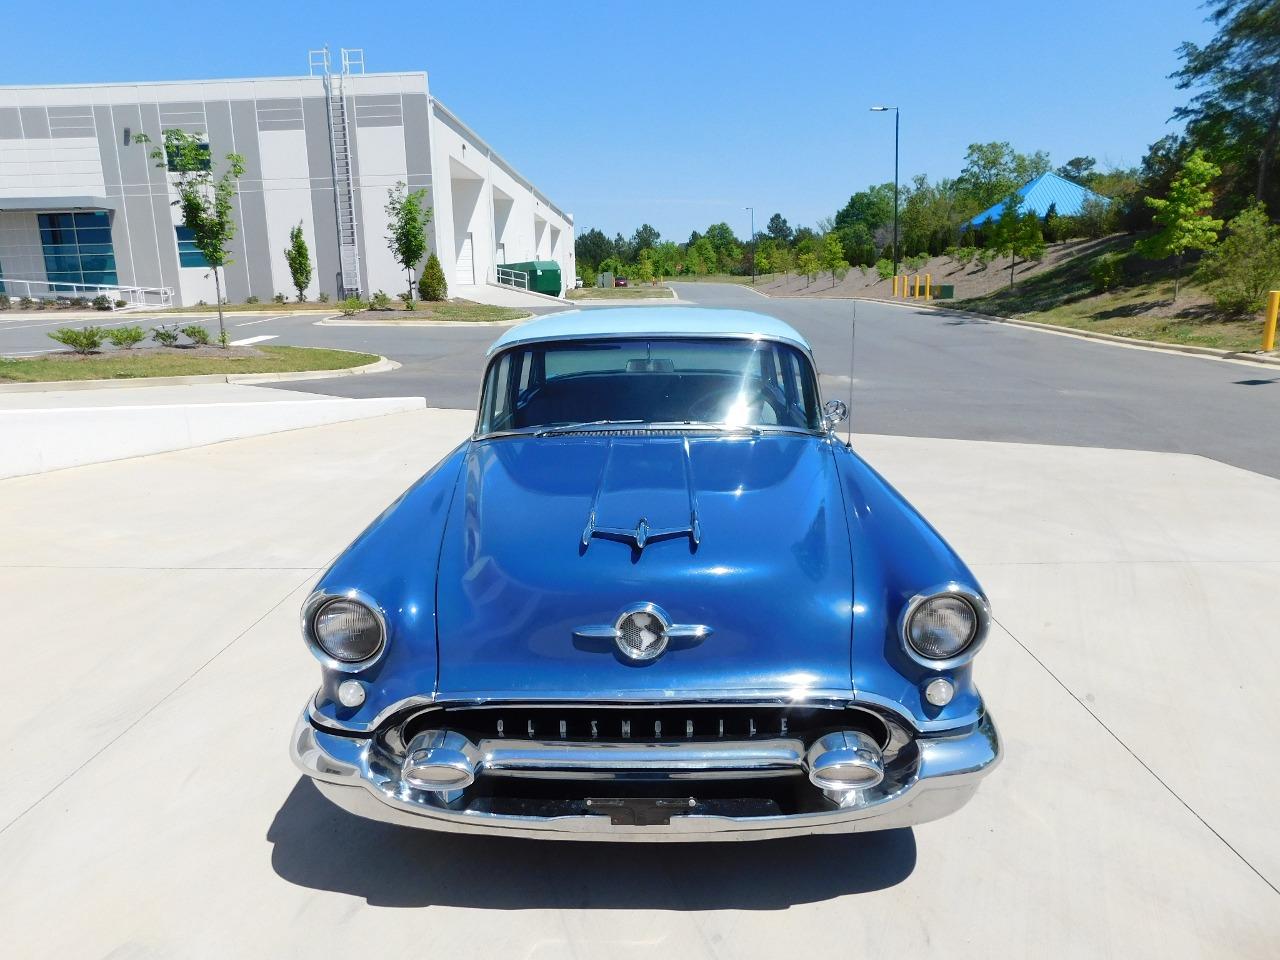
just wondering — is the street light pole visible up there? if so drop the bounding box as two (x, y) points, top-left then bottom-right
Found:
(746, 206), (755, 284)
(870, 106), (900, 277)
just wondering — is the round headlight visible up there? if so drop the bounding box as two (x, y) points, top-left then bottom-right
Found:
(907, 595), (978, 661)
(313, 598), (383, 663)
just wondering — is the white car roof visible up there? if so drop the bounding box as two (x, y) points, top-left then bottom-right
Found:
(487, 307), (813, 356)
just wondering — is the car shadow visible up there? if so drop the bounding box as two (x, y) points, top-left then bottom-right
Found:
(267, 778), (916, 909)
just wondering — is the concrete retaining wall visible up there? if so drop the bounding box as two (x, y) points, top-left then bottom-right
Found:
(0, 396), (426, 479)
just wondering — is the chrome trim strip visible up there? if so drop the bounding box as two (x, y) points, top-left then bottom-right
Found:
(307, 689), (980, 736)
(476, 736), (806, 779)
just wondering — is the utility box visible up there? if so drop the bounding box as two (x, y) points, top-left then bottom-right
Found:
(934, 284), (955, 299)
(598, 272), (614, 288)
(503, 260), (562, 296)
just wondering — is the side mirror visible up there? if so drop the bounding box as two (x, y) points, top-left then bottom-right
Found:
(822, 399), (848, 431)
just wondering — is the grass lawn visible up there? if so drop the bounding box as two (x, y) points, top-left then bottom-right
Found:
(342, 301), (526, 322)
(0, 345), (379, 383)
(568, 285), (674, 300)
(956, 238), (1270, 354)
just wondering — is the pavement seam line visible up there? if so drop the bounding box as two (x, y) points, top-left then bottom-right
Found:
(0, 566), (321, 838)
(995, 614), (1280, 898)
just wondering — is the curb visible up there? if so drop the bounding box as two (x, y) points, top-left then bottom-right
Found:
(852, 296), (1280, 368)
(0, 351), (398, 394)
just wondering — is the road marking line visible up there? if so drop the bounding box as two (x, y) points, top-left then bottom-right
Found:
(235, 317), (272, 326)
(229, 335), (277, 346)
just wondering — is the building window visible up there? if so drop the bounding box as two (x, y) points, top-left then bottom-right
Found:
(37, 211), (118, 288)
(164, 135), (211, 172)
(175, 226), (209, 268)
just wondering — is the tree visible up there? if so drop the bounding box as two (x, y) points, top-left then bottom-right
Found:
(1055, 156), (1098, 185)
(990, 197), (1045, 286)
(766, 213), (793, 245)
(631, 223), (660, 253)
(575, 228), (614, 269)
(797, 252), (820, 284)
(773, 245), (795, 276)
(417, 252), (447, 301)
(385, 183), (431, 298)
(835, 184), (896, 234)
(142, 129), (244, 347)
(1195, 202), (1280, 314)
(956, 142), (1051, 212)
(702, 222), (741, 272)
(1137, 148), (1224, 299)
(819, 232), (846, 287)
(285, 223), (312, 301)
(652, 241), (680, 279)
(686, 237), (716, 275)
(634, 249), (655, 284)
(1173, 0), (1280, 215)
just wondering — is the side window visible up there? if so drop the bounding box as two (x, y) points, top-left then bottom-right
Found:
(484, 355), (512, 430)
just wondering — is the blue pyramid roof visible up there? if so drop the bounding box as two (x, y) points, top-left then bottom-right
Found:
(967, 172), (1106, 227)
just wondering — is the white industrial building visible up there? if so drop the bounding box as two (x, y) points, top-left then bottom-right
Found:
(0, 49), (574, 306)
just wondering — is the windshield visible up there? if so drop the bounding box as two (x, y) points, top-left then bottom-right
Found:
(477, 337), (823, 435)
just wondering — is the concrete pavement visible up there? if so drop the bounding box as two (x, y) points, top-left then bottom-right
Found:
(1, 409), (1276, 957)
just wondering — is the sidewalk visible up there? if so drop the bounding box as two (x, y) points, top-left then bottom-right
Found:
(0, 382), (424, 478)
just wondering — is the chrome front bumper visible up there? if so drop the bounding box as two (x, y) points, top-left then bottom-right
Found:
(290, 704), (1001, 842)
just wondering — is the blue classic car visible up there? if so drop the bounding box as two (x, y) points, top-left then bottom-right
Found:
(291, 307), (1000, 840)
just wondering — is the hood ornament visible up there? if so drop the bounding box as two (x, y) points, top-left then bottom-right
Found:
(574, 603), (712, 663)
(580, 437), (701, 552)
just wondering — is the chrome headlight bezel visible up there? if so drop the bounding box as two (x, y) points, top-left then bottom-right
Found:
(898, 583), (990, 670)
(302, 589), (388, 673)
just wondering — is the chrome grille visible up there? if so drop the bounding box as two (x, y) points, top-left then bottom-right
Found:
(401, 705), (890, 749)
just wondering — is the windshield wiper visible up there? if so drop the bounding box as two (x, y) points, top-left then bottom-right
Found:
(534, 419), (646, 436)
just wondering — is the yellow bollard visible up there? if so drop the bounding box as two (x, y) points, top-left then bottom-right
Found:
(892, 275), (899, 297)
(912, 275), (920, 298)
(1265, 290), (1279, 352)
(925, 274), (931, 299)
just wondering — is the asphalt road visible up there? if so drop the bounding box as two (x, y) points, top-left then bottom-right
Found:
(6, 284), (1279, 477)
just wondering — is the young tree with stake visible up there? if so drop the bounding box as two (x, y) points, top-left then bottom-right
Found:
(1138, 149), (1223, 300)
(385, 183), (432, 298)
(285, 223), (312, 302)
(139, 130), (244, 347)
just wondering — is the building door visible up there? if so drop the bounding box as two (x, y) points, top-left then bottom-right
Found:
(496, 242), (506, 265)
(457, 233), (475, 285)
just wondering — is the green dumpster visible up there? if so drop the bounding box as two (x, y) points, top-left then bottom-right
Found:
(502, 260), (562, 296)
(934, 284), (955, 299)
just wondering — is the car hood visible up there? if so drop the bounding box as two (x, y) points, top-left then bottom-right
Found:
(435, 433), (854, 699)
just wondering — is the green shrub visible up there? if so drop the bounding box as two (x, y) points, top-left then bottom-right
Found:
(181, 323), (211, 345)
(273, 292), (286, 304)
(370, 290), (393, 310)
(151, 325), (181, 347)
(245, 295), (260, 305)
(339, 296), (365, 316)
(19, 296), (34, 309)
(70, 296), (88, 308)
(114, 299), (127, 309)
(1090, 252), (1127, 292)
(874, 259), (894, 281)
(48, 325), (105, 354)
(1195, 202), (1280, 316)
(0, 294), (10, 310)
(92, 294), (113, 311)
(318, 291), (330, 303)
(977, 247), (999, 267)
(105, 325), (146, 349)
(417, 252), (448, 301)
(400, 293), (416, 311)
(904, 254), (929, 272)
(954, 246), (978, 267)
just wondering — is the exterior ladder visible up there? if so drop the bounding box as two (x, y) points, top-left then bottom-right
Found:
(314, 47), (362, 299)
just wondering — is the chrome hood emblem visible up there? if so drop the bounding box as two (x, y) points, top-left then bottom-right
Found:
(574, 603), (712, 663)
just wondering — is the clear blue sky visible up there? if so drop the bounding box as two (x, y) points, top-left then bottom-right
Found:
(3, 0), (1213, 244)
